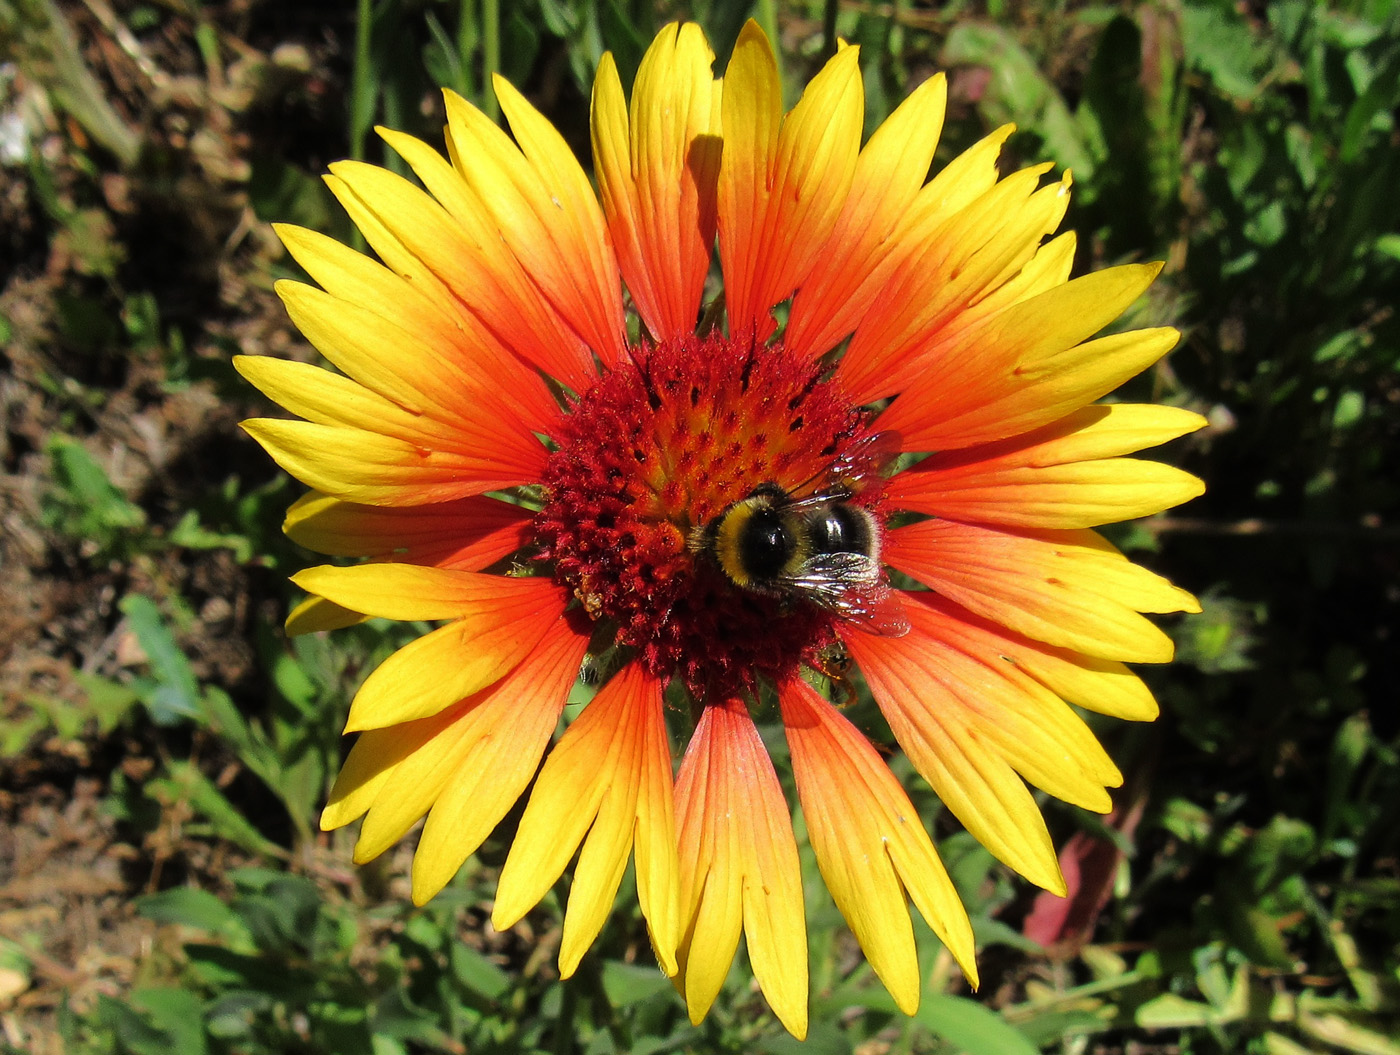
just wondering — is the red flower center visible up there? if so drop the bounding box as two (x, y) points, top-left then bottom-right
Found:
(535, 334), (884, 700)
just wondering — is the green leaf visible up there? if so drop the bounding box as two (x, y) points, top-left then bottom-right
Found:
(136, 888), (246, 938)
(916, 993), (1039, 1055)
(1332, 389), (1365, 429)
(600, 961), (673, 1007)
(247, 155), (334, 231)
(1137, 992), (1224, 1029)
(119, 595), (200, 724)
(167, 510), (253, 561)
(153, 761), (288, 859)
(95, 995), (172, 1055)
(203, 988), (275, 1038)
(1373, 232), (1400, 261)
(1323, 713), (1371, 844)
(234, 876), (322, 954)
(759, 1021), (853, 1054)
(1182, 2), (1266, 100)
(941, 23), (1095, 177)
(973, 916), (1046, 955)
(451, 944), (511, 1000)
(1313, 329), (1364, 364)
(1244, 199), (1288, 247)
(0, 709), (47, 757)
(271, 651), (319, 718)
(128, 988), (209, 1055)
(1225, 903), (1295, 969)
(43, 435), (146, 551)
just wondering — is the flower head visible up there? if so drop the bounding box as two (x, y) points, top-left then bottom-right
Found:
(239, 20), (1203, 1038)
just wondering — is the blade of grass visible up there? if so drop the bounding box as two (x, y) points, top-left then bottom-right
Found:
(482, 0), (499, 121)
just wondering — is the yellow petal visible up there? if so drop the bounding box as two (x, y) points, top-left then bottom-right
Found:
(285, 595), (366, 636)
(319, 574), (566, 730)
(325, 619), (586, 866)
(410, 619), (590, 900)
(592, 24), (720, 341)
(891, 456), (1206, 530)
(848, 632), (1066, 894)
(240, 418), (537, 504)
(237, 355), (474, 451)
(886, 521), (1189, 662)
(674, 697), (807, 1038)
(876, 611), (1122, 810)
(291, 563), (515, 621)
(1012, 639), (1159, 722)
(283, 491), (530, 568)
(884, 591), (1159, 723)
(780, 679), (977, 1007)
(786, 73), (948, 359)
(326, 157), (594, 389)
(945, 329), (1182, 448)
(492, 663), (680, 976)
(718, 21), (862, 341)
(846, 166), (1072, 399)
(321, 711), (448, 835)
(272, 227), (559, 431)
(912, 123), (1015, 228)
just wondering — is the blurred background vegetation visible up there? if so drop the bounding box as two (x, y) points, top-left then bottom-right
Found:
(1, 0), (1397, 1052)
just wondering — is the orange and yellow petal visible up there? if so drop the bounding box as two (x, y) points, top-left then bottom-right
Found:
(283, 491), (532, 568)
(239, 417), (537, 505)
(785, 72), (947, 360)
(592, 23), (721, 341)
(323, 155), (594, 390)
(319, 617), (587, 874)
(492, 662), (679, 977)
(272, 223), (560, 432)
(290, 565), (567, 730)
(838, 141), (1070, 402)
(779, 679), (976, 1011)
(846, 624), (1065, 894)
(886, 404), (1207, 530)
(237, 355), (501, 458)
(898, 592), (1161, 724)
(412, 620), (590, 901)
(845, 582), (1176, 893)
(434, 84), (626, 373)
(877, 265), (1177, 451)
(718, 21), (863, 342)
(673, 696), (808, 1038)
(285, 595), (367, 636)
(886, 521), (1199, 663)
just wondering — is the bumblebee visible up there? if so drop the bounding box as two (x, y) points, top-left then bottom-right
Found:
(689, 433), (910, 636)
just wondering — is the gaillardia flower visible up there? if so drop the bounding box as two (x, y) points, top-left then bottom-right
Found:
(238, 20), (1203, 1037)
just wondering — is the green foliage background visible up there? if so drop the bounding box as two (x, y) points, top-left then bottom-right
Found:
(1, 0), (1397, 1052)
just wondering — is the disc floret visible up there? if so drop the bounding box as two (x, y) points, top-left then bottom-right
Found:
(535, 334), (881, 699)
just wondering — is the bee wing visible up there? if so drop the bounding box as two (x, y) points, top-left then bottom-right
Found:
(774, 491), (848, 514)
(828, 431), (903, 493)
(782, 553), (911, 637)
(785, 430), (905, 502)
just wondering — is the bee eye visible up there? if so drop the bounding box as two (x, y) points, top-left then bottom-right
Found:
(739, 509), (796, 577)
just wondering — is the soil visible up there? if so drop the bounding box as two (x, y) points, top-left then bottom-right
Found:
(0, 1), (334, 1046)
